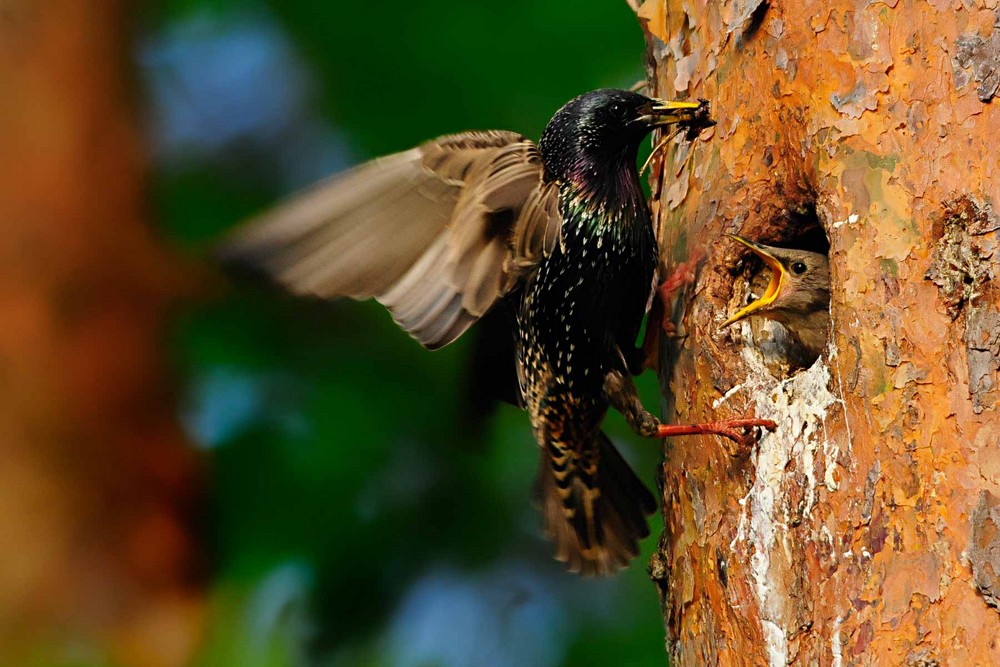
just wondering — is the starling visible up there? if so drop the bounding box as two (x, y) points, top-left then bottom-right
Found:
(221, 89), (775, 575)
(721, 235), (831, 361)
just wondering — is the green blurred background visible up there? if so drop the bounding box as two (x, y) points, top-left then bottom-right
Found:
(139, 1), (667, 664)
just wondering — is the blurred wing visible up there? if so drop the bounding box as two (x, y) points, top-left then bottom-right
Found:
(220, 130), (562, 349)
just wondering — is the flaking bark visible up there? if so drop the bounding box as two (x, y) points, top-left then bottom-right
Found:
(634, 1), (1000, 664)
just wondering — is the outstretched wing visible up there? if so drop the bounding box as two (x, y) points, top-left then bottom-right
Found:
(219, 130), (562, 349)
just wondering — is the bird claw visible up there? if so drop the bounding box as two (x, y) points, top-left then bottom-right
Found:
(715, 418), (777, 454)
(654, 418), (777, 454)
(639, 261), (701, 373)
(660, 260), (698, 295)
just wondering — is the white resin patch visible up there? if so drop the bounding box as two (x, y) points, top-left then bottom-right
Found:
(729, 330), (842, 667)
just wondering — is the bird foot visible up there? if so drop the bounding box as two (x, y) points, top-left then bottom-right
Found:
(639, 254), (704, 372)
(659, 257), (699, 296)
(655, 252), (704, 334)
(653, 418), (777, 452)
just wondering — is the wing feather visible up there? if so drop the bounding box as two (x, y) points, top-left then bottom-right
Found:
(220, 130), (563, 349)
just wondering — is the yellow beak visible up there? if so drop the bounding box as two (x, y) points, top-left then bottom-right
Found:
(640, 99), (708, 127)
(720, 235), (788, 329)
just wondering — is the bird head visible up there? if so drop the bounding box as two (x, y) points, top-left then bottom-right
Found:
(539, 89), (712, 186)
(721, 235), (830, 329)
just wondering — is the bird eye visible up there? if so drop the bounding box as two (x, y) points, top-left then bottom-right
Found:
(609, 102), (627, 119)
(791, 261), (807, 274)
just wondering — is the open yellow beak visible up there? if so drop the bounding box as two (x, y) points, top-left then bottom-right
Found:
(720, 235), (788, 329)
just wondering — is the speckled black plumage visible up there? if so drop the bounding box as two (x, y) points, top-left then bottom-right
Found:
(221, 88), (715, 575)
(518, 91), (662, 573)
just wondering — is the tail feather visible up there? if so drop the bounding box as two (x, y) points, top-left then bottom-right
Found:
(536, 432), (656, 575)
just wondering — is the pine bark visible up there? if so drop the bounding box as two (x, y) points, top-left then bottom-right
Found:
(635, 1), (1000, 664)
(0, 2), (203, 665)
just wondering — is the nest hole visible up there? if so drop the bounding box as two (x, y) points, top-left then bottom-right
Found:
(781, 202), (829, 254)
(725, 201), (831, 378)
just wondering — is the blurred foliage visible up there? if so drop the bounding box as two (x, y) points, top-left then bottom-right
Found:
(139, 1), (668, 665)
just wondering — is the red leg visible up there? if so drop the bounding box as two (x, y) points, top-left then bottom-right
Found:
(653, 418), (778, 449)
(659, 254), (700, 295)
(639, 288), (664, 372)
(604, 370), (777, 452)
(640, 253), (704, 371)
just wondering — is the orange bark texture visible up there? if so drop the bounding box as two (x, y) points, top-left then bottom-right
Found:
(633, 0), (1000, 665)
(0, 2), (203, 665)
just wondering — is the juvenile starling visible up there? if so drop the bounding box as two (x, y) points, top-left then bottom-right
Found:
(722, 235), (831, 361)
(221, 89), (775, 575)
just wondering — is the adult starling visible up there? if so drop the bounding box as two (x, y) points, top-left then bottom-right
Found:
(722, 235), (831, 361)
(221, 89), (776, 575)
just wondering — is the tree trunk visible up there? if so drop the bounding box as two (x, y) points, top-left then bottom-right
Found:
(0, 2), (203, 665)
(634, 1), (1000, 664)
